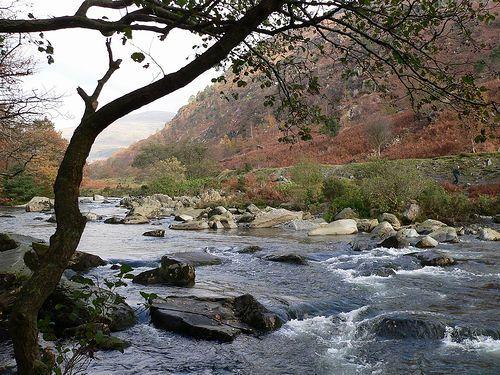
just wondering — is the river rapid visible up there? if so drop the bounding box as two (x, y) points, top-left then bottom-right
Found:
(1, 200), (499, 374)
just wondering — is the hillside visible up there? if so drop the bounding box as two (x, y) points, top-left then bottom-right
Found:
(62, 111), (175, 161)
(88, 21), (499, 179)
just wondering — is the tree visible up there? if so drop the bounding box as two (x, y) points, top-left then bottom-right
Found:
(365, 115), (393, 157)
(0, 0), (498, 373)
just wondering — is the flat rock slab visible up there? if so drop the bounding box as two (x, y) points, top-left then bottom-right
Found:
(167, 251), (222, 267)
(150, 294), (282, 342)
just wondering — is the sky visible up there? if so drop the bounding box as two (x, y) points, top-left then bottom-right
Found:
(17, 0), (217, 130)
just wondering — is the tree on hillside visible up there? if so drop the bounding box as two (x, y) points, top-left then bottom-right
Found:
(0, 0), (498, 373)
(365, 115), (393, 157)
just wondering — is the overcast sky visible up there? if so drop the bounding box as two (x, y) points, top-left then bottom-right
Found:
(18, 0), (217, 130)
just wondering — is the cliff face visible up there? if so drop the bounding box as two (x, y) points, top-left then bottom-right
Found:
(88, 22), (499, 179)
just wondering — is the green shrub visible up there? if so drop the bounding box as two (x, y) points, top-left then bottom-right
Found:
(323, 177), (370, 220)
(288, 160), (324, 206)
(2, 174), (45, 203)
(148, 177), (217, 196)
(418, 184), (473, 223)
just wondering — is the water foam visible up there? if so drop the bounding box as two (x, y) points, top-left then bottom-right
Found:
(442, 326), (500, 354)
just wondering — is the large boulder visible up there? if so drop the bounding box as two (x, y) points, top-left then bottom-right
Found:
(82, 212), (103, 222)
(378, 213), (401, 230)
(416, 219), (447, 234)
(133, 256), (195, 286)
(429, 227), (459, 243)
(355, 218), (379, 232)
(170, 220), (209, 230)
(150, 294), (282, 342)
(334, 208), (358, 220)
(246, 204), (261, 215)
(402, 203), (421, 224)
(25, 196), (53, 212)
(128, 196), (163, 218)
(370, 221), (396, 238)
(174, 214), (194, 222)
(415, 236), (438, 248)
(308, 219), (358, 236)
(68, 251), (107, 272)
(398, 228), (419, 238)
(365, 313), (447, 340)
(122, 213), (149, 225)
(42, 279), (135, 333)
(0, 234), (47, 276)
(249, 208), (303, 228)
(478, 228), (500, 241)
(93, 194), (105, 201)
(377, 235), (409, 249)
(0, 234), (18, 252)
(197, 189), (224, 208)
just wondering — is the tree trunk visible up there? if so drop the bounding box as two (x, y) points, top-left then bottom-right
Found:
(9, 120), (96, 374)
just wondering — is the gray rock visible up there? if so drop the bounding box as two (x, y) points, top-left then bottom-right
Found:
(25, 196), (53, 212)
(150, 294), (282, 342)
(170, 220), (209, 230)
(174, 214), (194, 222)
(478, 228), (500, 241)
(378, 213), (401, 230)
(402, 203), (421, 224)
(236, 212), (255, 223)
(378, 235), (409, 249)
(398, 228), (419, 238)
(356, 218), (379, 232)
(283, 219), (325, 231)
(82, 212), (102, 222)
(264, 253), (307, 265)
(416, 219), (447, 234)
(93, 194), (105, 201)
(133, 256), (195, 286)
(250, 208), (303, 228)
(0, 234), (18, 252)
(371, 221), (396, 238)
(429, 227), (459, 243)
(308, 219), (358, 236)
(168, 251), (222, 267)
(246, 204), (261, 215)
(104, 216), (123, 224)
(122, 213), (149, 225)
(415, 236), (438, 248)
(409, 251), (456, 267)
(238, 245), (263, 254)
(68, 251), (107, 272)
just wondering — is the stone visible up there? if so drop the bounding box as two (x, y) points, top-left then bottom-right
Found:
(221, 220), (238, 229)
(236, 212), (255, 223)
(0, 234), (18, 252)
(209, 220), (224, 230)
(208, 206), (228, 217)
(82, 212), (102, 222)
(355, 218), (379, 232)
(168, 251), (222, 267)
(264, 253), (307, 265)
(68, 251), (107, 272)
(377, 235), (409, 249)
(246, 204), (261, 215)
(174, 214), (194, 222)
(416, 219), (447, 234)
(378, 213), (401, 230)
(122, 214), (149, 225)
(308, 219), (358, 236)
(133, 256), (195, 286)
(370, 221), (396, 238)
(46, 215), (57, 223)
(365, 313), (447, 340)
(478, 228), (500, 241)
(410, 251), (456, 267)
(402, 203), (421, 224)
(128, 196), (163, 218)
(25, 196), (53, 212)
(0, 234), (48, 276)
(238, 245), (263, 254)
(42, 279), (135, 333)
(415, 236), (438, 248)
(334, 207), (359, 220)
(249, 208), (303, 228)
(283, 219), (324, 231)
(170, 220), (209, 230)
(93, 194), (105, 201)
(143, 229), (165, 237)
(197, 189), (224, 208)
(150, 294), (281, 342)
(398, 228), (419, 238)
(104, 216), (123, 224)
(429, 227), (459, 243)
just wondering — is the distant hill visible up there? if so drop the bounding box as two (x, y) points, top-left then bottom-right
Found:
(88, 21), (499, 179)
(61, 111), (175, 161)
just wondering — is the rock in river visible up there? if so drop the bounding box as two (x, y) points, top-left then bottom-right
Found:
(364, 313), (447, 339)
(249, 208), (303, 228)
(68, 251), (107, 272)
(122, 213), (149, 225)
(264, 253), (307, 265)
(143, 229), (166, 237)
(429, 227), (459, 243)
(0, 234), (18, 252)
(25, 196), (53, 212)
(370, 221), (396, 239)
(415, 236), (438, 248)
(308, 219), (358, 236)
(377, 235), (409, 249)
(378, 213), (401, 230)
(478, 228), (500, 241)
(133, 256), (195, 286)
(409, 250), (456, 267)
(170, 220), (209, 230)
(150, 294), (282, 342)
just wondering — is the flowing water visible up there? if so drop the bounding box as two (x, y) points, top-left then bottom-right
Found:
(1, 201), (499, 374)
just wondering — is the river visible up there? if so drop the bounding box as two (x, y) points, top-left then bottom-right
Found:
(1, 200), (499, 374)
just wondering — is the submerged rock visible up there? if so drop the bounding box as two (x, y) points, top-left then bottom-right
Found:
(133, 256), (195, 286)
(264, 253), (307, 265)
(143, 229), (166, 237)
(168, 251), (222, 267)
(238, 245), (263, 254)
(25, 196), (53, 212)
(308, 219), (358, 236)
(150, 294), (282, 342)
